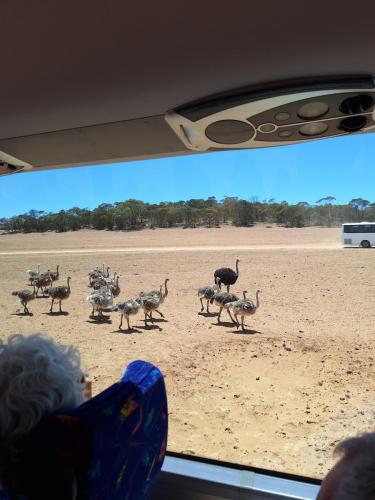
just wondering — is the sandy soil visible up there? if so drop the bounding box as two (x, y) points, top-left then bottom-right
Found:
(0, 225), (339, 252)
(1, 226), (375, 479)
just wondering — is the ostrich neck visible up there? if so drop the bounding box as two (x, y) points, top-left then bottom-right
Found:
(256, 291), (260, 308)
(67, 278), (71, 291)
(243, 291), (247, 299)
(236, 260), (239, 276)
(164, 279), (169, 297)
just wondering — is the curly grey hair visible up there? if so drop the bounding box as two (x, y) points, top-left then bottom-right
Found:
(334, 432), (375, 500)
(0, 333), (85, 440)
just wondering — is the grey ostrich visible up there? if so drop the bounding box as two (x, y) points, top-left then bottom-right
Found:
(141, 278), (169, 303)
(211, 290), (239, 323)
(214, 259), (240, 292)
(49, 264), (60, 282)
(26, 264), (40, 284)
(87, 287), (113, 318)
(138, 279), (169, 318)
(198, 277), (220, 313)
(33, 271), (53, 296)
(46, 276), (71, 313)
(92, 271), (115, 289)
(112, 299), (140, 330)
(110, 275), (121, 298)
(138, 291), (163, 326)
(89, 264), (109, 286)
(12, 284), (37, 314)
(225, 290), (260, 331)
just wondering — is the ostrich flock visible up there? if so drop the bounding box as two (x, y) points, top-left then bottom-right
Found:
(11, 259), (260, 331)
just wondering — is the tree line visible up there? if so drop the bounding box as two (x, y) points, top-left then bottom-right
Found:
(1, 196), (374, 233)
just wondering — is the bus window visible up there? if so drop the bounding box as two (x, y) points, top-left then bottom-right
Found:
(1, 132), (375, 480)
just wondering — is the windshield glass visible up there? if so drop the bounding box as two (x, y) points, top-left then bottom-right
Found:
(1, 133), (374, 479)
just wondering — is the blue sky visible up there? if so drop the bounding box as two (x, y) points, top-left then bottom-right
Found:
(0, 133), (374, 218)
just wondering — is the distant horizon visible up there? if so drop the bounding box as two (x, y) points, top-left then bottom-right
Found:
(0, 194), (373, 219)
(1, 132), (375, 217)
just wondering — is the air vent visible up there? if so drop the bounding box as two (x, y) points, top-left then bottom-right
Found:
(165, 77), (375, 151)
(0, 162), (25, 176)
(0, 151), (32, 176)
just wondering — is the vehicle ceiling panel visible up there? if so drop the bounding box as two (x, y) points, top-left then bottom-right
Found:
(2, 0), (375, 139)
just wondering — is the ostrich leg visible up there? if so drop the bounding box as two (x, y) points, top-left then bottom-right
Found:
(200, 297), (204, 312)
(234, 314), (240, 329)
(50, 298), (54, 313)
(241, 316), (245, 331)
(127, 317), (131, 330)
(226, 284), (230, 293)
(206, 299), (210, 313)
(217, 307), (223, 323)
(226, 308), (236, 323)
(155, 309), (164, 318)
(119, 314), (123, 330)
(59, 300), (62, 313)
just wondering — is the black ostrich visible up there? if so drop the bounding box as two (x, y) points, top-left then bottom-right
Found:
(214, 259), (240, 292)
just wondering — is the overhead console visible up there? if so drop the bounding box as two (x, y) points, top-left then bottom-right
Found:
(165, 76), (375, 151)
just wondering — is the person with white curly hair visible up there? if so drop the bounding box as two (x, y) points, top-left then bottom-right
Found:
(0, 333), (91, 500)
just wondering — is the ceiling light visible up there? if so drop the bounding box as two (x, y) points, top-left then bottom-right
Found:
(297, 102), (329, 119)
(275, 112), (290, 121)
(258, 123), (277, 133)
(299, 122), (328, 136)
(205, 120), (254, 144)
(278, 130), (293, 137)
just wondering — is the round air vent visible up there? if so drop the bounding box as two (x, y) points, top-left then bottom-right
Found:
(0, 162), (24, 176)
(340, 95), (374, 114)
(205, 120), (254, 144)
(339, 116), (367, 132)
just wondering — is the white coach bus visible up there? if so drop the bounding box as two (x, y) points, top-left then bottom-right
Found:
(342, 222), (375, 248)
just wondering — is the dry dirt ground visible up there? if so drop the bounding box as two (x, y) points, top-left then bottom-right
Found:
(1, 226), (375, 479)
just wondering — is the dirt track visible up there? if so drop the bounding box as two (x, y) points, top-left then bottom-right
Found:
(1, 226), (374, 478)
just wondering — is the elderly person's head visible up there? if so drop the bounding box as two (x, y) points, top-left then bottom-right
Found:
(0, 333), (89, 498)
(318, 432), (375, 500)
(0, 333), (85, 441)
